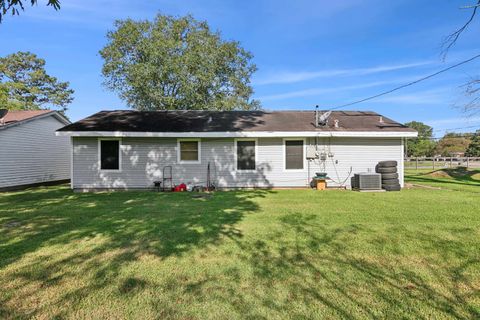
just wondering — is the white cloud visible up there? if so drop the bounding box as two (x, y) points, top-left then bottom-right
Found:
(369, 87), (452, 105)
(258, 76), (420, 101)
(254, 60), (434, 86)
(19, 0), (154, 27)
(371, 94), (444, 105)
(425, 116), (480, 126)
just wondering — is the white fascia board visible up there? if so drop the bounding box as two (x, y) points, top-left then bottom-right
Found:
(56, 130), (418, 138)
(52, 112), (72, 125)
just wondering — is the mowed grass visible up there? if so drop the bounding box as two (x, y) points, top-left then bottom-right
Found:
(1, 175), (479, 319)
(405, 167), (480, 192)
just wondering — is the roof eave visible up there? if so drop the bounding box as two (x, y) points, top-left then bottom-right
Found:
(56, 130), (418, 138)
(0, 110), (70, 130)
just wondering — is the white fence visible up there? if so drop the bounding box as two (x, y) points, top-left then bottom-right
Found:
(405, 157), (480, 170)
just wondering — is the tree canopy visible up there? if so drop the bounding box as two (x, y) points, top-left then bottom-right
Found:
(465, 130), (480, 156)
(435, 133), (472, 156)
(0, 0), (60, 22)
(405, 121), (437, 157)
(0, 51), (74, 112)
(442, 1), (480, 115)
(100, 14), (260, 111)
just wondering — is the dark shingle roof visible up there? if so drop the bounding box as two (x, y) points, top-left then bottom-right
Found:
(58, 110), (416, 133)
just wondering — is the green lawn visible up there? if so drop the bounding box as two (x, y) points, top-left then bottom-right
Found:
(1, 173), (479, 319)
(405, 167), (480, 193)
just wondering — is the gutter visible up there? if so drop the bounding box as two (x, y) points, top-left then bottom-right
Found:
(56, 130), (418, 138)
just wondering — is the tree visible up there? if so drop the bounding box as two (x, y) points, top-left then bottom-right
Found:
(465, 130), (480, 156)
(435, 132), (472, 156)
(0, 0), (60, 22)
(0, 51), (74, 112)
(441, 1), (480, 57)
(406, 121), (433, 139)
(442, 1), (480, 115)
(405, 121), (437, 157)
(100, 14), (260, 111)
(0, 83), (9, 106)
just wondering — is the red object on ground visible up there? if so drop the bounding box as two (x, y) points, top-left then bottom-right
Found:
(174, 183), (187, 192)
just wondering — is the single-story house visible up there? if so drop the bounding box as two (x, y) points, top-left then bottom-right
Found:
(0, 109), (71, 191)
(56, 110), (417, 191)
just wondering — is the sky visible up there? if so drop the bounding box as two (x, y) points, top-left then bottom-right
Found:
(1, 0), (480, 137)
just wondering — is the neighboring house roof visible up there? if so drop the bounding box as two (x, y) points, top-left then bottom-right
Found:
(57, 110), (417, 138)
(0, 110), (70, 130)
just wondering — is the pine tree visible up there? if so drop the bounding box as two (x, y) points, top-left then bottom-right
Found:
(465, 130), (480, 157)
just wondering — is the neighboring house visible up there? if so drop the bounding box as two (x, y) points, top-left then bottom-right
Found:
(0, 110), (71, 191)
(57, 110), (417, 191)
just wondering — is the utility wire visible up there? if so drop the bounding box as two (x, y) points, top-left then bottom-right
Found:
(408, 136), (476, 141)
(430, 136), (474, 140)
(432, 124), (480, 132)
(407, 125), (480, 140)
(327, 53), (480, 110)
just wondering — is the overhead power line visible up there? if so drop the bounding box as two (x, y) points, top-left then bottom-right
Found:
(414, 136), (477, 141)
(430, 136), (474, 140)
(410, 125), (480, 140)
(432, 124), (480, 132)
(327, 53), (480, 110)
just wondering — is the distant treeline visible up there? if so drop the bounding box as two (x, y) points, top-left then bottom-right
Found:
(405, 121), (480, 157)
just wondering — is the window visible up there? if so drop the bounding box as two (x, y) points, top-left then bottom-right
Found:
(178, 139), (200, 163)
(100, 139), (120, 170)
(285, 139), (304, 170)
(236, 140), (256, 171)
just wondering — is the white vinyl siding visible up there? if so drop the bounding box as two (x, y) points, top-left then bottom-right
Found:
(0, 115), (70, 189)
(71, 136), (404, 189)
(305, 137), (404, 187)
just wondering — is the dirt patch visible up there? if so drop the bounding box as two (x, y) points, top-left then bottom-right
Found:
(405, 183), (442, 190)
(471, 173), (480, 180)
(428, 170), (452, 178)
(4, 220), (21, 228)
(192, 193), (213, 199)
(426, 167), (478, 179)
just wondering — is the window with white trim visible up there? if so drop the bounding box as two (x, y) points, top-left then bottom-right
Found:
(236, 140), (256, 170)
(179, 140), (200, 162)
(285, 140), (304, 170)
(100, 140), (120, 170)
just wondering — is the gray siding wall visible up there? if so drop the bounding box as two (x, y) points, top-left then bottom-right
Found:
(305, 137), (404, 187)
(0, 115), (70, 188)
(72, 136), (403, 189)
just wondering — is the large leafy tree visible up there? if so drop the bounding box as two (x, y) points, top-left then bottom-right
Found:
(0, 51), (74, 111)
(405, 121), (437, 157)
(100, 14), (260, 111)
(465, 130), (480, 156)
(0, 0), (60, 22)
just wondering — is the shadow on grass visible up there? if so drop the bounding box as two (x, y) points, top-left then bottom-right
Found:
(405, 167), (480, 192)
(406, 175), (480, 188)
(1, 187), (269, 266)
(180, 213), (480, 319)
(1, 187), (479, 318)
(0, 186), (272, 317)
